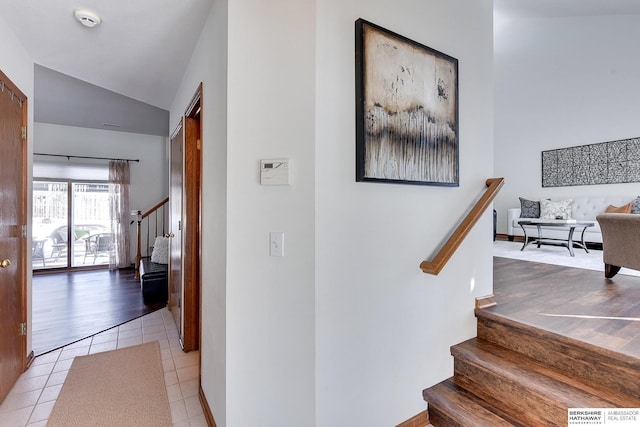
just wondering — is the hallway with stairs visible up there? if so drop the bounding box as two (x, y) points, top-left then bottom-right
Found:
(423, 256), (640, 426)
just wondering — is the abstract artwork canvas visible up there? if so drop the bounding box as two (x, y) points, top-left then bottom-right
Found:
(355, 19), (459, 186)
(542, 137), (640, 187)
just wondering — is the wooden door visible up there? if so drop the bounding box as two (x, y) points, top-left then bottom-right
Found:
(0, 70), (28, 403)
(181, 116), (200, 351)
(169, 122), (184, 337)
(168, 85), (201, 353)
(168, 115), (200, 352)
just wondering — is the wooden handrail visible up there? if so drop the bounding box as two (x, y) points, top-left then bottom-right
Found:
(142, 197), (169, 219)
(420, 177), (504, 275)
(135, 197), (169, 279)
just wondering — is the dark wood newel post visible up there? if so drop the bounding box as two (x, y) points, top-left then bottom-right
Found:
(135, 210), (142, 279)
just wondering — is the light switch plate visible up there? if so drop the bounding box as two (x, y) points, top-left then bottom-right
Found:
(270, 231), (284, 257)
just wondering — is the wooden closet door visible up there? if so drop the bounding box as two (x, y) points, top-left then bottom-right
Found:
(168, 116), (200, 352)
(181, 116), (200, 351)
(169, 123), (184, 340)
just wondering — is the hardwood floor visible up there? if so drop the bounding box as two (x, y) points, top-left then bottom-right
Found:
(492, 256), (640, 358)
(423, 256), (640, 425)
(32, 268), (166, 356)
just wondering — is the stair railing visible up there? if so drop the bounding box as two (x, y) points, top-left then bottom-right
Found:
(420, 178), (504, 275)
(135, 197), (169, 279)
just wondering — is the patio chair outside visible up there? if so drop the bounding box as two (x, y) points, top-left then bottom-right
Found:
(83, 232), (115, 264)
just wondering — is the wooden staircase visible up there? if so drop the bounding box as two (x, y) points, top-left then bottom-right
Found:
(134, 197), (169, 279)
(423, 307), (640, 426)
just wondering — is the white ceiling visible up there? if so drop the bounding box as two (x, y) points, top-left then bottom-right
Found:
(0, 0), (212, 110)
(2, 0), (640, 135)
(495, 0), (640, 19)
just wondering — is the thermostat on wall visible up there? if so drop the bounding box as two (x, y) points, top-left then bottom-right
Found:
(260, 159), (290, 185)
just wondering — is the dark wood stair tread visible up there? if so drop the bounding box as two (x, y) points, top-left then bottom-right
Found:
(475, 307), (640, 369)
(423, 379), (520, 426)
(424, 271), (640, 426)
(452, 338), (640, 409)
(476, 308), (640, 398)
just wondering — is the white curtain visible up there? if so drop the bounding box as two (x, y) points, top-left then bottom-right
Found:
(109, 160), (131, 269)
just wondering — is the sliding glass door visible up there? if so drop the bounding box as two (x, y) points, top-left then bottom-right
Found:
(33, 181), (111, 270)
(33, 181), (68, 269)
(72, 183), (111, 267)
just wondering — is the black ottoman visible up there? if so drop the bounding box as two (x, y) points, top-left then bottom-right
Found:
(139, 257), (168, 303)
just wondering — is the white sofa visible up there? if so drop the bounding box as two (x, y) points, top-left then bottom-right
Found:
(507, 196), (634, 243)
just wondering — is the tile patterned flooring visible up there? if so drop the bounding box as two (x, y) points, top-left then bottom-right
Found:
(0, 308), (205, 427)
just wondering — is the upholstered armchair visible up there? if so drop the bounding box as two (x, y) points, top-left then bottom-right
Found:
(596, 213), (640, 278)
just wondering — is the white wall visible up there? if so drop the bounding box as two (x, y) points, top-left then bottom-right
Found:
(172, 0), (494, 425)
(172, 0), (317, 425)
(315, 0), (494, 424)
(34, 123), (168, 213)
(494, 14), (640, 233)
(225, 0), (317, 425)
(0, 14), (35, 356)
(169, 0), (228, 423)
(0, 22), (33, 97)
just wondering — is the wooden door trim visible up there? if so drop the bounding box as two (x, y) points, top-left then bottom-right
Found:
(185, 82), (202, 118)
(170, 120), (183, 140)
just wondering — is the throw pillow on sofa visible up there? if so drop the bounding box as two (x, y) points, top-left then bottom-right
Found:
(605, 203), (632, 213)
(540, 199), (572, 220)
(519, 197), (540, 218)
(150, 236), (169, 264)
(631, 196), (640, 214)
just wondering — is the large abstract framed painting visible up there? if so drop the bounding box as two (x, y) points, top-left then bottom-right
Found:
(542, 137), (640, 187)
(355, 18), (459, 186)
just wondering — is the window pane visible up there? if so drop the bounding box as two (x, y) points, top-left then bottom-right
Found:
(33, 181), (69, 270)
(72, 183), (111, 267)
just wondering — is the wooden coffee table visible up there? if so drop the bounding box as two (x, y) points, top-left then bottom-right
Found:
(517, 219), (595, 257)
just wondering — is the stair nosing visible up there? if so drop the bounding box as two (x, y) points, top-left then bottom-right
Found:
(453, 337), (639, 408)
(475, 307), (640, 370)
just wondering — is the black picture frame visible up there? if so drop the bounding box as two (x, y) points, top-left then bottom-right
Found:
(355, 18), (459, 186)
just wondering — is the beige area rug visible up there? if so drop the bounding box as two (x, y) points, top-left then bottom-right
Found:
(493, 239), (640, 277)
(47, 341), (172, 427)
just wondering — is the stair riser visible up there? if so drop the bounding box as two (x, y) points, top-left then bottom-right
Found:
(454, 358), (565, 426)
(426, 405), (464, 427)
(423, 379), (518, 427)
(477, 315), (640, 398)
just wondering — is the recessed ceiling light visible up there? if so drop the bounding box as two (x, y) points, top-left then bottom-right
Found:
(74, 8), (102, 28)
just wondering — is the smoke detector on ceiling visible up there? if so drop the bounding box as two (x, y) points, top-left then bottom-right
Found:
(74, 9), (102, 28)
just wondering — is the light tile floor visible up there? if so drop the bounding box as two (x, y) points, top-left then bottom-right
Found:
(0, 308), (205, 427)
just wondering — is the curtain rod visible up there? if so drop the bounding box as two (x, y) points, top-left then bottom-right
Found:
(34, 153), (140, 163)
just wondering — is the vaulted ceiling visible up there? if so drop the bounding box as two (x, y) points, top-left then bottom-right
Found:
(2, 1), (639, 136)
(0, 0), (212, 109)
(0, 0), (212, 135)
